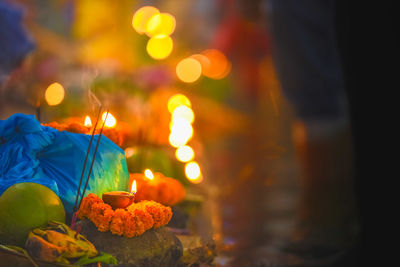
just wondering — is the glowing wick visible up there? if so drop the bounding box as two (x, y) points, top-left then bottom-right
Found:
(84, 116), (92, 127)
(144, 169), (154, 180)
(131, 180), (137, 195)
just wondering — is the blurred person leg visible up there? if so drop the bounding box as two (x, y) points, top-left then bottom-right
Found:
(264, 0), (359, 264)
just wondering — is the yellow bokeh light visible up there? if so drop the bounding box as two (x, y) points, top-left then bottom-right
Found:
(169, 120), (193, 148)
(169, 117), (189, 130)
(185, 161), (202, 183)
(102, 112), (117, 128)
(176, 57), (202, 83)
(167, 94), (191, 114)
(144, 169), (154, 180)
(146, 13), (176, 37)
(175, 145), (195, 162)
(45, 82), (65, 106)
(146, 35), (173, 60)
(132, 6), (160, 34)
(169, 130), (192, 148)
(84, 116), (92, 127)
(201, 49), (230, 79)
(172, 105), (195, 124)
(170, 120), (193, 139)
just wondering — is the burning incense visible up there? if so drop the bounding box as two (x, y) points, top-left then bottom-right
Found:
(77, 110), (109, 210)
(72, 106), (102, 213)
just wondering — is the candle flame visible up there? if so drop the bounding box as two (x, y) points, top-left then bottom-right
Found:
(102, 112), (117, 128)
(144, 169), (154, 180)
(84, 116), (92, 127)
(131, 180), (137, 194)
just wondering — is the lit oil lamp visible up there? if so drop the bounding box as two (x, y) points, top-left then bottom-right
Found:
(102, 180), (136, 209)
(84, 115), (92, 128)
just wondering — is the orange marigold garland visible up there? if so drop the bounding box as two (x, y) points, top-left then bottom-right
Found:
(130, 209), (154, 236)
(129, 200), (172, 228)
(77, 193), (103, 219)
(109, 209), (128, 236)
(77, 193), (172, 237)
(89, 203), (114, 232)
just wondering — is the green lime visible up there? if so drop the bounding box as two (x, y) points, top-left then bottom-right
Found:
(0, 182), (65, 246)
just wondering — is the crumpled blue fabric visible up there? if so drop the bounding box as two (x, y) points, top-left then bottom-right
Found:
(0, 114), (129, 215)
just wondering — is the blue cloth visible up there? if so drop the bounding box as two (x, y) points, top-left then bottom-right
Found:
(0, 114), (129, 215)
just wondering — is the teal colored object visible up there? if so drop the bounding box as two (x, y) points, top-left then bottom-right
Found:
(0, 114), (129, 215)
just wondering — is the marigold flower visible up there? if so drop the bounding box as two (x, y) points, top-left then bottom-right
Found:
(123, 212), (137, 238)
(130, 200), (172, 228)
(89, 202), (114, 232)
(110, 208), (129, 236)
(131, 209), (154, 236)
(77, 193), (103, 219)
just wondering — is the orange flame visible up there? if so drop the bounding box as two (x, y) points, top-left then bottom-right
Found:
(102, 112), (117, 128)
(84, 116), (92, 127)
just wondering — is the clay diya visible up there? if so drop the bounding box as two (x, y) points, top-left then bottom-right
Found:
(102, 180), (136, 209)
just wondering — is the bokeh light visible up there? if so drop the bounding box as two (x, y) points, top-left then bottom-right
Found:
(124, 147), (136, 158)
(169, 128), (193, 148)
(191, 54), (210, 70)
(167, 94), (191, 114)
(132, 6), (160, 34)
(146, 13), (176, 37)
(201, 49), (230, 79)
(144, 169), (154, 180)
(172, 105), (195, 124)
(176, 57), (202, 83)
(102, 112), (117, 128)
(169, 120), (193, 148)
(175, 145), (195, 162)
(169, 117), (190, 130)
(170, 119), (193, 138)
(45, 82), (65, 106)
(185, 161), (202, 183)
(146, 35), (173, 60)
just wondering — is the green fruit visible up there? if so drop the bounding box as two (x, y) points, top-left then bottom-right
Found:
(0, 182), (66, 246)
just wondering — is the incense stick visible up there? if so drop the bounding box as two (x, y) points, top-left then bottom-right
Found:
(72, 106), (102, 213)
(77, 110), (109, 210)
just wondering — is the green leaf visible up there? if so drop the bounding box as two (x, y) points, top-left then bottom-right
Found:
(73, 252), (118, 265)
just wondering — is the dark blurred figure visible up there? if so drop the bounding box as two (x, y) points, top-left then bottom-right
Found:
(0, 2), (35, 113)
(252, 0), (361, 266)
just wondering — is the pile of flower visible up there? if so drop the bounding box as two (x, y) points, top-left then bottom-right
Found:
(129, 173), (185, 206)
(77, 193), (172, 237)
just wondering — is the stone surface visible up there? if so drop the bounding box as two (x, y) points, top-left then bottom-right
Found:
(176, 235), (216, 267)
(77, 220), (183, 267)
